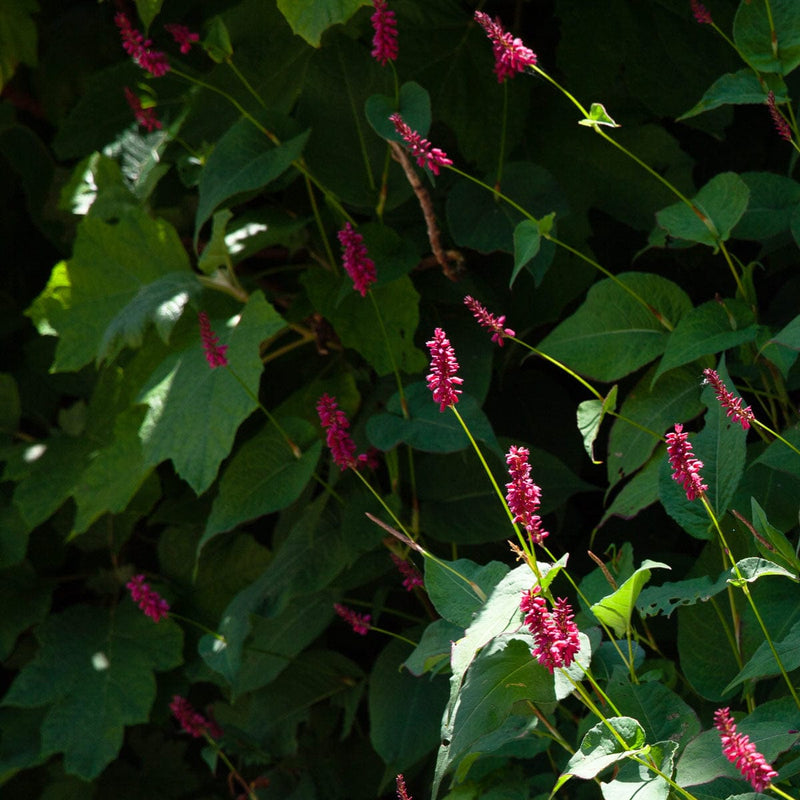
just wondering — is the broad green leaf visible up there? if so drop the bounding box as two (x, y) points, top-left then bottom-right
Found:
(302, 268), (426, 376)
(204, 15), (233, 63)
(511, 219), (541, 285)
(0, 0), (37, 92)
(637, 571), (730, 619)
(538, 273), (692, 383)
(201, 419), (321, 551)
(600, 454), (661, 528)
(561, 717), (647, 781)
(2, 603), (182, 780)
(276, 0), (364, 47)
(31, 209), (192, 372)
(748, 497), (800, 573)
(404, 619), (464, 677)
(734, 171), (800, 240)
(725, 614), (800, 692)
(134, 0), (163, 30)
(0, 497), (28, 569)
(655, 173), (750, 251)
(679, 71), (788, 120)
(137, 292), (286, 494)
(577, 385), (617, 464)
(654, 299), (758, 380)
(197, 209), (234, 275)
(367, 383), (500, 455)
(590, 560), (670, 637)
(769, 314), (800, 351)
(726, 556), (797, 587)
(0, 563), (51, 661)
(607, 366), (702, 488)
(369, 638), (448, 770)
(734, 0), (800, 75)
(425, 558), (508, 627)
(365, 81), (431, 141)
(195, 123), (309, 246)
(601, 741), (677, 800)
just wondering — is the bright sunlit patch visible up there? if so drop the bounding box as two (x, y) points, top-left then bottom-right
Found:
(23, 443), (47, 463)
(92, 652), (110, 671)
(155, 292), (190, 326)
(225, 222), (268, 255)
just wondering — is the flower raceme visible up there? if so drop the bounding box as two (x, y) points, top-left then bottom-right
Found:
(426, 328), (463, 411)
(464, 295), (515, 346)
(767, 91), (793, 143)
(474, 11), (537, 83)
(164, 23), (200, 54)
(520, 588), (580, 673)
(123, 87), (162, 132)
(198, 311), (229, 368)
(702, 368), (755, 430)
(390, 553), (424, 591)
(505, 446), (549, 544)
(316, 393), (368, 470)
(714, 707), (777, 792)
(338, 222), (377, 296)
(127, 574), (170, 622)
(666, 423), (708, 501)
(389, 114), (453, 175)
(334, 603), (371, 635)
(395, 774), (413, 800)
(690, 0), (714, 25)
(170, 696), (222, 739)
(371, 0), (398, 66)
(115, 13), (171, 77)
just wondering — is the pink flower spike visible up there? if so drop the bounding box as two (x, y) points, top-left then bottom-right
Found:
(127, 574), (170, 622)
(666, 423), (708, 501)
(464, 295), (515, 347)
(396, 774), (413, 800)
(317, 393), (362, 470)
(520, 588), (581, 673)
(334, 603), (371, 635)
(714, 707), (777, 792)
(474, 11), (537, 83)
(767, 91), (793, 142)
(702, 368), (755, 431)
(165, 23), (200, 54)
(114, 12), (171, 77)
(690, 0), (714, 24)
(198, 311), (229, 368)
(123, 87), (162, 132)
(389, 113), (453, 175)
(371, 0), (398, 66)
(169, 696), (222, 739)
(390, 553), (424, 591)
(426, 328), (463, 411)
(505, 446), (549, 544)
(338, 222), (377, 296)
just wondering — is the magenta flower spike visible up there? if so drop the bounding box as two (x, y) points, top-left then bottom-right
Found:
(702, 368), (755, 430)
(127, 574), (170, 622)
(464, 295), (515, 346)
(338, 222), (377, 296)
(115, 13), (171, 77)
(164, 23), (200, 54)
(169, 696), (222, 739)
(426, 328), (463, 411)
(666, 423), (708, 501)
(505, 445), (549, 544)
(334, 603), (371, 635)
(714, 707), (777, 792)
(123, 87), (162, 132)
(690, 0), (714, 24)
(371, 0), (398, 66)
(520, 588), (581, 673)
(317, 393), (366, 470)
(395, 774), (413, 800)
(198, 311), (229, 368)
(767, 91), (793, 142)
(389, 113), (453, 175)
(390, 553), (424, 591)
(474, 11), (537, 83)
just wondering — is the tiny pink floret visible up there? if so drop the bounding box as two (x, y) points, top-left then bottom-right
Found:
(127, 574), (170, 622)
(426, 328), (463, 411)
(714, 707), (777, 792)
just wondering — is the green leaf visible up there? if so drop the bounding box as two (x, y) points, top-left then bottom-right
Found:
(511, 219), (541, 286)
(655, 172), (750, 251)
(404, 619), (464, 677)
(197, 209), (234, 275)
(195, 124), (309, 246)
(369, 638), (448, 770)
(2, 603), (182, 780)
(425, 559), (508, 627)
(590, 560), (670, 637)
(601, 741), (677, 800)
(747, 497), (800, 573)
(561, 717), (647, 781)
(678, 70), (788, 120)
(734, 0), (800, 75)
(134, 0), (163, 30)
(769, 314), (800, 351)
(0, 0), (37, 92)
(654, 299), (758, 380)
(0, 563), (51, 661)
(607, 366), (703, 488)
(204, 16), (234, 63)
(367, 383), (500, 455)
(734, 171), (800, 240)
(637, 572), (730, 619)
(276, 0), (364, 47)
(726, 556), (797, 587)
(31, 210), (193, 372)
(365, 81), (431, 141)
(538, 273), (692, 382)
(578, 102), (620, 128)
(577, 386), (617, 464)
(600, 454), (661, 528)
(201, 419), (321, 551)
(137, 292), (286, 494)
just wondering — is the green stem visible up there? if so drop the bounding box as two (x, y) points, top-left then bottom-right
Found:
(368, 289), (408, 418)
(169, 612), (226, 643)
(495, 81), (509, 193)
(205, 736), (258, 800)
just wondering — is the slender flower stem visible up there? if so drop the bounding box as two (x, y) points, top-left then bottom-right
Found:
(168, 612), (226, 643)
(495, 81), (509, 193)
(205, 735), (258, 800)
(225, 58), (267, 109)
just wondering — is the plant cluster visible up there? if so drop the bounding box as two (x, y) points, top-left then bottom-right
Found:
(2, 1), (800, 799)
